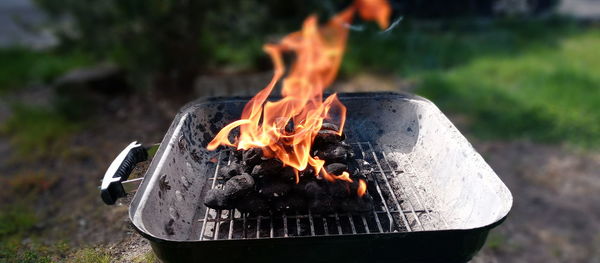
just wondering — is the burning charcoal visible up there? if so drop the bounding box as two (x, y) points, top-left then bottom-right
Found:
(232, 149), (244, 161)
(327, 181), (350, 199)
(223, 173), (255, 200)
(340, 194), (374, 213)
(348, 177), (368, 194)
(291, 180), (310, 194)
(243, 148), (263, 167)
(314, 129), (342, 147)
(251, 158), (283, 177)
(313, 123), (347, 149)
(272, 193), (307, 213)
(204, 189), (233, 209)
(235, 192), (270, 214)
(314, 143), (354, 163)
(321, 123), (340, 132)
(304, 181), (322, 197)
(258, 181), (291, 198)
(309, 196), (335, 214)
(219, 163), (243, 180)
(325, 163), (348, 175)
(280, 167), (297, 183)
(305, 181), (335, 214)
(299, 166), (317, 181)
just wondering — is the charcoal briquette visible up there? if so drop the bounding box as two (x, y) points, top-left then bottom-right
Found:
(258, 181), (291, 198)
(320, 123), (340, 132)
(219, 162), (243, 180)
(313, 129), (342, 147)
(327, 181), (350, 199)
(272, 193), (307, 212)
(232, 149), (243, 161)
(305, 181), (336, 214)
(308, 196), (336, 214)
(223, 173), (254, 199)
(243, 148), (263, 167)
(235, 192), (270, 214)
(325, 163), (348, 175)
(339, 194), (374, 213)
(251, 158), (283, 176)
(315, 143), (354, 163)
(204, 189), (233, 209)
(280, 167), (297, 183)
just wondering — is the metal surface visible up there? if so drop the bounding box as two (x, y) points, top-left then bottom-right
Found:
(118, 92), (512, 263)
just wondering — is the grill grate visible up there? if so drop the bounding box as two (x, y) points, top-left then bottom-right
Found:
(197, 142), (446, 240)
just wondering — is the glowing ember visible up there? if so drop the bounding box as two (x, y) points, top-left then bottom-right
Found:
(207, 0), (391, 198)
(357, 179), (367, 197)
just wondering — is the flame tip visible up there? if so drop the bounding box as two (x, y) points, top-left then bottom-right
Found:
(207, 0), (390, 197)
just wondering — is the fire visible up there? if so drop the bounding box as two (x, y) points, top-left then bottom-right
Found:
(207, 0), (391, 197)
(357, 179), (367, 197)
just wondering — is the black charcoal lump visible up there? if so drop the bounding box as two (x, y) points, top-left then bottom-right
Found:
(340, 193), (374, 213)
(219, 162), (242, 180)
(314, 143), (354, 163)
(258, 181), (291, 198)
(223, 173), (254, 199)
(327, 181), (350, 199)
(243, 148), (263, 167)
(272, 193), (307, 212)
(235, 192), (270, 214)
(204, 173), (255, 210)
(305, 181), (336, 214)
(204, 189), (232, 209)
(325, 163), (347, 175)
(314, 129), (342, 146)
(251, 158), (283, 177)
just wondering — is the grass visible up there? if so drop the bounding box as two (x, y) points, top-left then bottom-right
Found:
(0, 47), (92, 95)
(342, 17), (600, 148)
(133, 250), (158, 263)
(66, 248), (111, 263)
(0, 205), (51, 263)
(0, 206), (37, 239)
(0, 104), (82, 159)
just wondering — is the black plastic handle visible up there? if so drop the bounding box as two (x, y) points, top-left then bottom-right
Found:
(101, 141), (148, 205)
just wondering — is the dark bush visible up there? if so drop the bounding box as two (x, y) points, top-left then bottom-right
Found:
(33, 0), (332, 91)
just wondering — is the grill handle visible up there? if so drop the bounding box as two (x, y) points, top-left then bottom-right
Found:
(101, 141), (148, 205)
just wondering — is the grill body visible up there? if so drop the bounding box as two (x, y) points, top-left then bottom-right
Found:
(127, 92), (512, 263)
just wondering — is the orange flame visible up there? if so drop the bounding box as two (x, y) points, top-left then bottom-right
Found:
(323, 171), (353, 183)
(357, 179), (367, 197)
(208, 0), (390, 197)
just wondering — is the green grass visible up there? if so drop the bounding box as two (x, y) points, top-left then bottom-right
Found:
(0, 104), (82, 158)
(0, 47), (92, 95)
(133, 250), (158, 263)
(417, 29), (600, 147)
(0, 205), (52, 263)
(66, 248), (111, 263)
(0, 206), (37, 239)
(342, 18), (600, 148)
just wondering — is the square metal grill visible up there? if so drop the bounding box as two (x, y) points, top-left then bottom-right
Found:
(197, 142), (448, 240)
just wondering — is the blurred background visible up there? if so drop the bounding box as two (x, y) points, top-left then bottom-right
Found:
(0, 0), (598, 262)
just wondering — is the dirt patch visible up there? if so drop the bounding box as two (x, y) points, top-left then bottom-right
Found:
(472, 140), (600, 263)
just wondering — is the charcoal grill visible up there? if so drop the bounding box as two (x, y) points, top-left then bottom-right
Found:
(101, 92), (512, 263)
